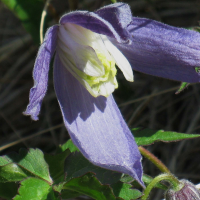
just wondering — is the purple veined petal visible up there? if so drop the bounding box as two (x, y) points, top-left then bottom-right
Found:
(110, 17), (200, 83)
(53, 54), (144, 187)
(23, 25), (59, 120)
(59, 3), (132, 43)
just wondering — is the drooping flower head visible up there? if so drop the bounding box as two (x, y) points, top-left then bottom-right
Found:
(24, 3), (200, 187)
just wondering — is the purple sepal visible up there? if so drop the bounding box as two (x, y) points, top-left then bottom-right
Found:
(23, 25), (59, 120)
(95, 3), (132, 42)
(53, 55), (144, 187)
(110, 17), (200, 83)
(59, 3), (132, 43)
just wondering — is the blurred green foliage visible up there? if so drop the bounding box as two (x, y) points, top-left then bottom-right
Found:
(1, 0), (44, 44)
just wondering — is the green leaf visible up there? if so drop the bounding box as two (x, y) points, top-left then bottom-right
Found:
(63, 173), (121, 200)
(1, 0), (44, 43)
(120, 174), (135, 184)
(60, 189), (81, 199)
(0, 163), (32, 182)
(120, 174), (168, 191)
(111, 182), (142, 200)
(142, 174), (168, 190)
(44, 150), (70, 182)
(64, 153), (142, 200)
(0, 154), (15, 166)
(53, 182), (65, 193)
(0, 182), (18, 200)
(65, 152), (121, 184)
(0, 149), (52, 183)
(175, 82), (190, 94)
(58, 139), (79, 153)
(14, 177), (59, 200)
(133, 128), (200, 146)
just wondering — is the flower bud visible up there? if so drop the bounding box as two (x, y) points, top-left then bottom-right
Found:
(165, 180), (200, 200)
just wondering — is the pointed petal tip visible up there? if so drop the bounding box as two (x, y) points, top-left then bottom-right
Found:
(54, 55), (144, 188)
(94, 160), (145, 188)
(24, 25), (58, 122)
(126, 74), (134, 82)
(23, 109), (39, 121)
(126, 158), (144, 188)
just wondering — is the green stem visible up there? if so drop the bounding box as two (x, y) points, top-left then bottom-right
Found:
(139, 146), (171, 174)
(111, 0), (117, 3)
(141, 174), (183, 200)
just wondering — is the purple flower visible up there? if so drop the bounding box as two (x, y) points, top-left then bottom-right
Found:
(24, 3), (200, 187)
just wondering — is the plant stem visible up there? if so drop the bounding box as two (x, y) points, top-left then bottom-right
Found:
(138, 146), (171, 174)
(141, 174), (183, 200)
(40, 0), (51, 43)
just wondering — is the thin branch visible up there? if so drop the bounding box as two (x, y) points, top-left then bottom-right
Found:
(139, 146), (171, 174)
(40, 0), (51, 43)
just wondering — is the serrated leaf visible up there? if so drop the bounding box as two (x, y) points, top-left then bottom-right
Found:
(44, 150), (70, 182)
(14, 177), (59, 200)
(63, 173), (121, 200)
(65, 152), (121, 185)
(58, 139), (79, 153)
(0, 154), (16, 166)
(1, 0), (44, 43)
(132, 128), (200, 146)
(111, 182), (142, 200)
(0, 182), (18, 200)
(0, 163), (32, 182)
(1, 148), (52, 183)
(64, 153), (142, 200)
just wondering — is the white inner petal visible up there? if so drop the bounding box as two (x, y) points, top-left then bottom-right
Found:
(100, 35), (134, 82)
(64, 23), (112, 59)
(57, 51), (99, 97)
(58, 25), (104, 77)
(57, 23), (128, 97)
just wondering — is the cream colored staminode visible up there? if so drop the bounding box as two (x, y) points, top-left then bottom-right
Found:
(57, 23), (133, 97)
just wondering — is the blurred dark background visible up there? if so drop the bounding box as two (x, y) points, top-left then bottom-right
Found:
(0, 0), (200, 199)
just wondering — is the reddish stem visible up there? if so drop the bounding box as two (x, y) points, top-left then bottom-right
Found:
(138, 146), (171, 174)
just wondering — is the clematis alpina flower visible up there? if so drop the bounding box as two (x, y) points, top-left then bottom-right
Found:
(24, 3), (200, 187)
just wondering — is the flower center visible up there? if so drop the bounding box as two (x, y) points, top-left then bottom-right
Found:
(76, 52), (118, 95)
(57, 23), (133, 97)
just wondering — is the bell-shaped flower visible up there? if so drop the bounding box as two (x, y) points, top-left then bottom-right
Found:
(24, 3), (200, 187)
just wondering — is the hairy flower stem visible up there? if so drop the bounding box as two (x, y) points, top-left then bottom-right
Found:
(138, 146), (171, 174)
(141, 174), (183, 200)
